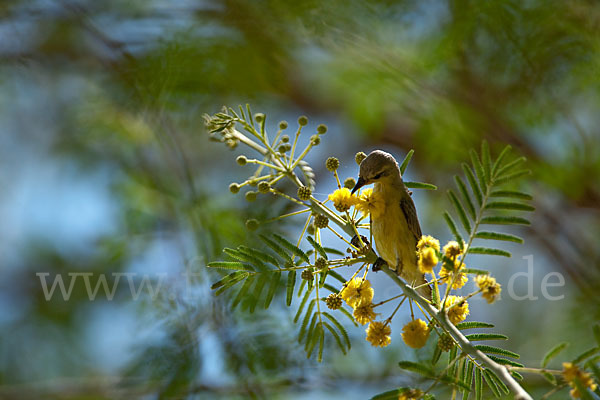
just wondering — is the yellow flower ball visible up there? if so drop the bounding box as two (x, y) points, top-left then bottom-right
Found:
(446, 295), (470, 325)
(401, 319), (430, 349)
(340, 278), (374, 308)
(365, 321), (391, 347)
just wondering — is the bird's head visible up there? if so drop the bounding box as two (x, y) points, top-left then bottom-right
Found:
(351, 150), (400, 194)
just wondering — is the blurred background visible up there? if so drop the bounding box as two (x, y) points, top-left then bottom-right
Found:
(1, 0), (599, 399)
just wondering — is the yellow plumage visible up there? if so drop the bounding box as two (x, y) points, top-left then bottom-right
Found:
(372, 181), (424, 289)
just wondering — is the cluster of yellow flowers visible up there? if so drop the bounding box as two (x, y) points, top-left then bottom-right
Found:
(563, 362), (597, 398)
(475, 274), (502, 303)
(328, 188), (384, 217)
(416, 235), (502, 305)
(340, 278), (391, 347)
(445, 295), (470, 324)
(401, 319), (430, 349)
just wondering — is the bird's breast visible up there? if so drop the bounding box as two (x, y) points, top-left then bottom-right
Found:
(371, 183), (416, 271)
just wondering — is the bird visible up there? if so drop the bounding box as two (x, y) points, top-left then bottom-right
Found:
(351, 150), (431, 297)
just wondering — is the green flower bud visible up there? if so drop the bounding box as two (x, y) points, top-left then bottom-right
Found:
(297, 186), (312, 201)
(278, 145), (287, 153)
(236, 155), (247, 166)
(279, 121), (288, 130)
(314, 214), (329, 229)
(437, 334), (454, 352)
(306, 224), (316, 236)
(254, 113), (265, 123)
(355, 151), (367, 165)
(245, 219), (259, 231)
(229, 183), (241, 194)
(344, 177), (356, 189)
(281, 135), (290, 143)
(310, 134), (320, 146)
(301, 268), (313, 281)
(257, 181), (271, 194)
(226, 139), (238, 149)
(317, 124), (327, 134)
(326, 157), (340, 172)
(326, 293), (342, 310)
(245, 191), (257, 202)
(315, 257), (327, 270)
(298, 116), (308, 126)
(284, 144), (292, 151)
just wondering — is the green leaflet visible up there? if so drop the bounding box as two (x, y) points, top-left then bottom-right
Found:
(470, 149), (488, 190)
(475, 367), (483, 400)
(487, 355), (524, 368)
(485, 368), (509, 395)
(495, 170), (531, 185)
(307, 236), (328, 260)
(259, 234), (293, 263)
(489, 190), (533, 200)
(212, 271), (249, 294)
(475, 345), (520, 359)
(480, 216), (531, 225)
(238, 245), (280, 268)
(463, 268), (490, 275)
(298, 302), (316, 343)
(398, 360), (435, 377)
(444, 211), (464, 245)
(465, 333), (508, 341)
(462, 163), (483, 206)
(462, 360), (474, 400)
(294, 289), (314, 323)
(322, 311), (351, 350)
(481, 141), (492, 183)
(323, 247), (345, 256)
(248, 273), (269, 313)
(323, 321), (346, 355)
(455, 175), (476, 220)
(482, 368), (501, 398)
(207, 261), (254, 271)
(456, 321), (495, 330)
(495, 156), (526, 177)
(542, 342), (569, 368)
(448, 189), (472, 234)
(399, 149), (414, 175)
(286, 270), (296, 306)
(474, 231), (524, 244)
(485, 201), (535, 212)
(468, 247), (511, 257)
(405, 181), (437, 190)
(264, 271), (281, 309)
(232, 274), (255, 309)
(272, 233), (311, 264)
(491, 145), (512, 175)
(572, 347), (600, 364)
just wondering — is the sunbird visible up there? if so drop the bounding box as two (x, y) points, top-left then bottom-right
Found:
(352, 150), (431, 297)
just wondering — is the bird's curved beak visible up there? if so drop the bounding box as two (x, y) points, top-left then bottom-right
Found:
(351, 177), (367, 195)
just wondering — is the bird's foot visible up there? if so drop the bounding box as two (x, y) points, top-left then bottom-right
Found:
(372, 257), (387, 272)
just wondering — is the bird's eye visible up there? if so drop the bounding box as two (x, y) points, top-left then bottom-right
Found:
(373, 172), (383, 180)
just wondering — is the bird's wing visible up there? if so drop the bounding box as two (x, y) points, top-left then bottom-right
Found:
(400, 196), (422, 242)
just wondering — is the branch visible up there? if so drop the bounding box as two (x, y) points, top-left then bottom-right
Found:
(382, 267), (533, 400)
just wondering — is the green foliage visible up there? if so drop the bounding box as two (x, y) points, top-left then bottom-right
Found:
(444, 142), (533, 262)
(542, 342), (569, 368)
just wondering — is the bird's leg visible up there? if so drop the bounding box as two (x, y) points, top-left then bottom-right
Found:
(372, 257), (387, 272)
